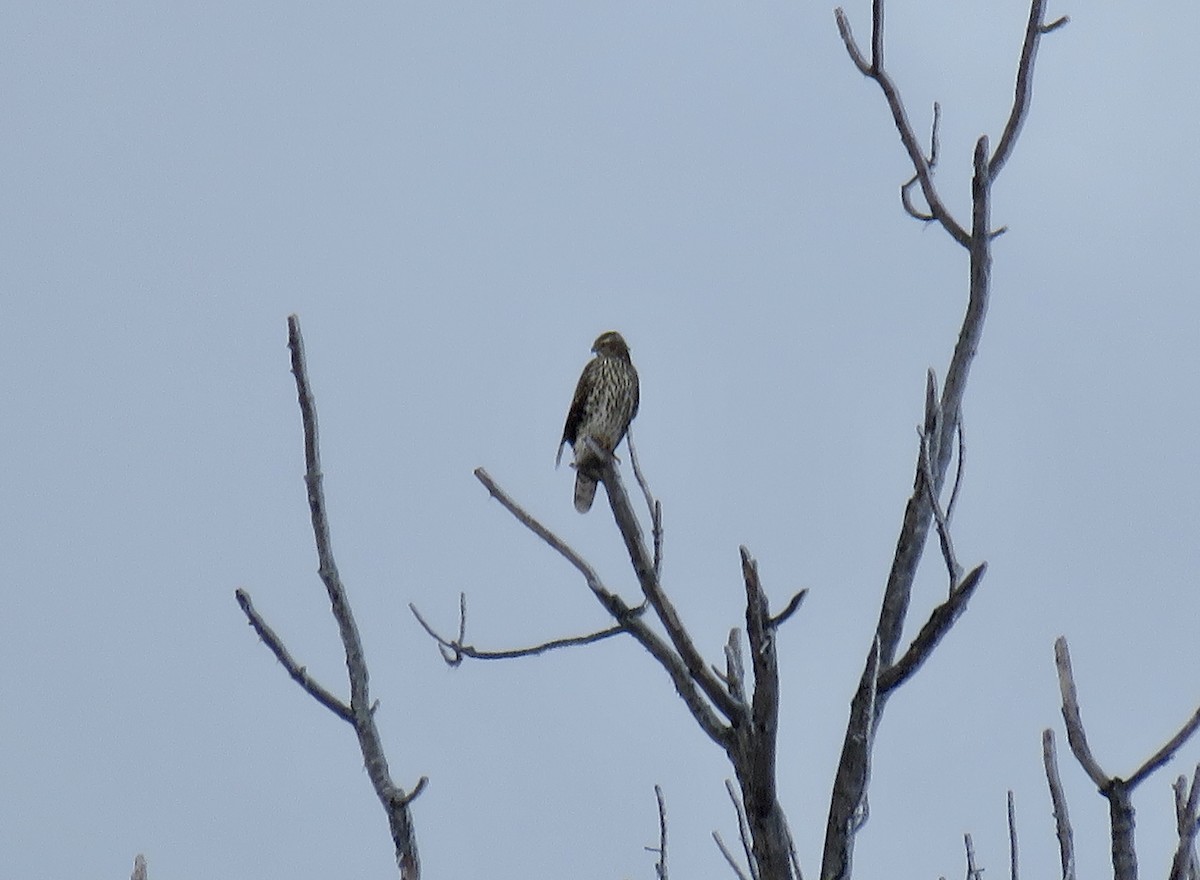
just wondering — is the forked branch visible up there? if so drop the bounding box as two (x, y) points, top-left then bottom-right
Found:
(822, 3), (1065, 879)
(471, 465), (734, 748)
(237, 315), (423, 880)
(1054, 636), (1200, 880)
(467, 426), (801, 877)
(409, 594), (628, 665)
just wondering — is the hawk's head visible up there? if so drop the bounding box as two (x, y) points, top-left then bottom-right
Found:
(592, 330), (631, 360)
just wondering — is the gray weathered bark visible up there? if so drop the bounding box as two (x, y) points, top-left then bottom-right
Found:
(820, 4), (1066, 878)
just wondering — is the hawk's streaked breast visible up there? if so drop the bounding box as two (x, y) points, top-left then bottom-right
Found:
(558, 331), (640, 513)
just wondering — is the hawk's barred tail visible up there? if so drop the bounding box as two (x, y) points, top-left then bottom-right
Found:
(574, 472), (598, 513)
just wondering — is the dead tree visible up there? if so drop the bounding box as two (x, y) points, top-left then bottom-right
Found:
(821, 2), (1065, 878)
(236, 316), (425, 880)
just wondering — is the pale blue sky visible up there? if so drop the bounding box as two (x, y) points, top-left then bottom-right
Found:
(2, 2), (1199, 878)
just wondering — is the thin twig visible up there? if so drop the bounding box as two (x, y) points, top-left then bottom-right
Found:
(991, 0), (1069, 178)
(1008, 790), (1019, 880)
(946, 417), (966, 523)
(725, 628), (747, 706)
(408, 598), (627, 665)
(627, 428), (663, 578)
(785, 821), (805, 880)
(770, 589), (809, 628)
(832, 6), (970, 245)
(725, 779), (760, 880)
(901, 174), (935, 222)
(1042, 729), (1076, 880)
(929, 101), (941, 166)
(964, 833), (982, 880)
(648, 785), (668, 880)
(918, 422), (963, 588)
(714, 832), (753, 880)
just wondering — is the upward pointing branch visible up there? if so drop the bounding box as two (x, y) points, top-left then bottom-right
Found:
(237, 316), (424, 880)
(822, 5), (1067, 880)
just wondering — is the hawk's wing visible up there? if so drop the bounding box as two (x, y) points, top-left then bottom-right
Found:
(557, 358), (597, 467)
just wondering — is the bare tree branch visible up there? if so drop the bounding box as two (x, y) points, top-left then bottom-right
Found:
(770, 589), (809, 628)
(408, 595), (627, 665)
(823, 5), (1067, 877)
(724, 779), (760, 880)
(919, 420), (963, 589)
(733, 547), (799, 880)
(1042, 728), (1076, 880)
(990, 0), (1070, 177)
(236, 588), (352, 722)
(877, 563), (986, 695)
(946, 415), (966, 524)
(474, 466), (734, 748)
(1128, 704), (1200, 790)
(786, 822), (805, 880)
(237, 315), (422, 879)
(646, 784), (669, 880)
(964, 832), (983, 880)
(833, 5), (970, 246)
(1008, 790), (1019, 880)
(627, 428), (663, 580)
(1053, 637), (1110, 788)
(714, 831), (754, 880)
(475, 468), (637, 620)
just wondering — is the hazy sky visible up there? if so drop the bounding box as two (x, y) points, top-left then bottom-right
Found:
(3, 2), (1199, 878)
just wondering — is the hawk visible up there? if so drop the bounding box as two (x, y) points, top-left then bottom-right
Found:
(556, 331), (640, 513)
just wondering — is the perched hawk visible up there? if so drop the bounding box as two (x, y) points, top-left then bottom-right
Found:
(557, 331), (640, 513)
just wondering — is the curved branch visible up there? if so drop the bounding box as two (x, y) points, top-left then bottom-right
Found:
(833, 6), (970, 246)
(408, 596), (628, 665)
(770, 589), (809, 628)
(990, 0), (1069, 178)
